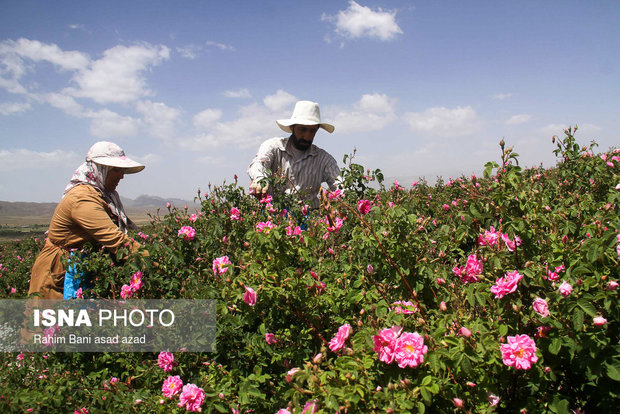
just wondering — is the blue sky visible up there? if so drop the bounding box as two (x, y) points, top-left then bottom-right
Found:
(1, 0), (619, 202)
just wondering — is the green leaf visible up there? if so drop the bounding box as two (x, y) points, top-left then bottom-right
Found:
(549, 396), (570, 414)
(572, 309), (584, 332)
(577, 299), (598, 317)
(499, 324), (508, 337)
(420, 386), (432, 403)
(606, 360), (620, 382)
(213, 403), (229, 413)
(427, 352), (441, 374)
(549, 338), (562, 355)
(421, 375), (432, 387)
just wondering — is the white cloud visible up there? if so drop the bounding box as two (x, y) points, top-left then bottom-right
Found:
(263, 90), (296, 112)
(195, 154), (230, 167)
(68, 24), (90, 34)
(332, 93), (397, 134)
(0, 38), (89, 95)
(322, 1), (403, 41)
(0, 148), (80, 171)
(86, 109), (140, 138)
(136, 100), (181, 139)
(403, 105), (480, 136)
(45, 92), (83, 116)
(0, 101), (31, 115)
(180, 102), (276, 150)
(4, 38), (90, 71)
(223, 88), (252, 99)
(506, 114), (531, 125)
(181, 91), (397, 150)
(0, 76), (28, 94)
(176, 44), (202, 59)
(193, 108), (223, 130)
(136, 152), (162, 165)
(179, 92), (296, 150)
(205, 41), (235, 51)
(66, 43), (170, 104)
(358, 92), (395, 113)
(492, 93), (512, 100)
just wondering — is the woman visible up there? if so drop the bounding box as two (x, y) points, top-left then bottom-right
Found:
(28, 141), (146, 299)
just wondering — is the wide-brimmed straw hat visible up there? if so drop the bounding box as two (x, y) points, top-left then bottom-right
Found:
(86, 141), (145, 174)
(276, 101), (335, 133)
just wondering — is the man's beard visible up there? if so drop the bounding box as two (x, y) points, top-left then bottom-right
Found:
(291, 133), (311, 151)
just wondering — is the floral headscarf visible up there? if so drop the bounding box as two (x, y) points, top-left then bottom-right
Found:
(63, 161), (134, 233)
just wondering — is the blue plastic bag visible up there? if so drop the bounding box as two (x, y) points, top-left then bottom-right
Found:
(63, 252), (92, 299)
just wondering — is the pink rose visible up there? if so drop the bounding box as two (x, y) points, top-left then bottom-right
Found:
(129, 271), (143, 292)
(558, 281), (573, 297)
(453, 398), (464, 408)
(357, 199), (372, 215)
(256, 221), (276, 233)
(391, 301), (417, 314)
(454, 254), (484, 284)
(157, 352), (177, 372)
(177, 383), (205, 412)
(500, 334), (538, 370)
(593, 316), (607, 326)
(212, 256), (232, 275)
(286, 367), (300, 383)
(607, 281), (619, 291)
(120, 284), (133, 300)
(243, 287), (257, 306)
(265, 333), (277, 344)
(230, 207), (242, 221)
(162, 375), (183, 398)
(372, 326), (402, 364)
(302, 399), (318, 414)
(329, 323), (352, 352)
(490, 270), (523, 299)
(532, 298), (550, 318)
(394, 332), (428, 368)
(458, 327), (472, 338)
(178, 226), (196, 241)
(501, 233), (521, 251)
(478, 226), (501, 246)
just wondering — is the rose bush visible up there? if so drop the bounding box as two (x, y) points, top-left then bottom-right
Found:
(0, 127), (618, 413)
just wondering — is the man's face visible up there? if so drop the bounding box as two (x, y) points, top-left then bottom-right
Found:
(104, 167), (125, 192)
(290, 124), (320, 151)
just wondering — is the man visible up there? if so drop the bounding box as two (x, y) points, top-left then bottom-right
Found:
(247, 100), (341, 209)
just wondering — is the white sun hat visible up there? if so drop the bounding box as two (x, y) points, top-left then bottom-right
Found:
(86, 141), (145, 174)
(276, 100), (335, 134)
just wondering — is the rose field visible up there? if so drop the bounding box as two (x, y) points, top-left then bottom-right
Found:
(0, 128), (619, 413)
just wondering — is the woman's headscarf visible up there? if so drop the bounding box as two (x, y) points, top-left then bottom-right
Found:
(63, 160), (134, 233)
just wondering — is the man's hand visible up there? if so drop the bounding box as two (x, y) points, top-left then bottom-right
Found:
(249, 180), (269, 199)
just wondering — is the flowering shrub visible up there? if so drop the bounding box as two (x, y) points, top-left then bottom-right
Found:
(0, 128), (619, 412)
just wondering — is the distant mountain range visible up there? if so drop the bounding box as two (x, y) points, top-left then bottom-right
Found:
(120, 195), (198, 209)
(0, 195), (198, 218)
